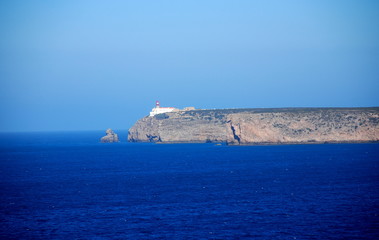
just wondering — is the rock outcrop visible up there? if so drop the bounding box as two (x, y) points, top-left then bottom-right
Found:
(100, 129), (119, 143)
(128, 108), (379, 145)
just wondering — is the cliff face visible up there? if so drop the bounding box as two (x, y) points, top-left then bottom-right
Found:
(128, 108), (379, 145)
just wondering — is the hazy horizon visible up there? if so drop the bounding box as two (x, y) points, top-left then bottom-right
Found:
(1, 1), (378, 132)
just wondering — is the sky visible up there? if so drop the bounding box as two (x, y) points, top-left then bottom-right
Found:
(0, 0), (378, 132)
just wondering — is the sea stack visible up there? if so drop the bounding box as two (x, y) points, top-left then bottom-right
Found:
(100, 129), (119, 143)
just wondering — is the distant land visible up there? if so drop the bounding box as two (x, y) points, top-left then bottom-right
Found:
(128, 107), (379, 145)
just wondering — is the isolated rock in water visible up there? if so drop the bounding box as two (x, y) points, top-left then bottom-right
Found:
(101, 129), (119, 143)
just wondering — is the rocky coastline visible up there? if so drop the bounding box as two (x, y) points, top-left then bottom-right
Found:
(128, 107), (379, 145)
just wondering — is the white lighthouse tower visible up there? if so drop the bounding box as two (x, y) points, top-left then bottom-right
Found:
(149, 101), (176, 116)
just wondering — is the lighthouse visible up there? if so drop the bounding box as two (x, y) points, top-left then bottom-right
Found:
(149, 101), (176, 116)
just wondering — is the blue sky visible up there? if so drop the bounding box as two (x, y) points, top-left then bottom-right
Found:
(1, 0), (378, 132)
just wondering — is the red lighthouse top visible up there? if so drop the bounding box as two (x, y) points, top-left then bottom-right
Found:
(156, 101), (160, 108)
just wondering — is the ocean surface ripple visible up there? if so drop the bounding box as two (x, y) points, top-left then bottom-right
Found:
(0, 131), (378, 239)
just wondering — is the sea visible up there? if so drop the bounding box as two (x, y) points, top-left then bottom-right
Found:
(0, 131), (378, 240)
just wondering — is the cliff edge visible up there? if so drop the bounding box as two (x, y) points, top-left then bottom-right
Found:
(128, 108), (379, 145)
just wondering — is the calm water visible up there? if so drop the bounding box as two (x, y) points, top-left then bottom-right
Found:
(0, 131), (378, 239)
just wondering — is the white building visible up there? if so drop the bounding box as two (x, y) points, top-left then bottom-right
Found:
(149, 101), (176, 116)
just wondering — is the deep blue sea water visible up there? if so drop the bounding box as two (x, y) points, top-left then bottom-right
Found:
(0, 131), (378, 239)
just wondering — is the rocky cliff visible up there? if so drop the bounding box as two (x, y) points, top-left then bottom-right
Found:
(128, 108), (379, 145)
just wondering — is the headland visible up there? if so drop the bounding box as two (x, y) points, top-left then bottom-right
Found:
(128, 105), (379, 145)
